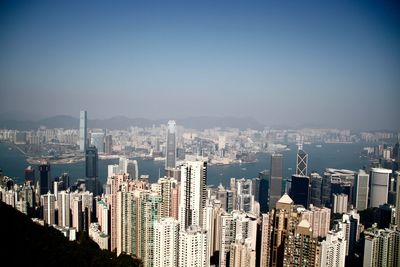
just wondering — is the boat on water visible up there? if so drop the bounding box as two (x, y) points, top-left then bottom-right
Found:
(315, 144), (322, 148)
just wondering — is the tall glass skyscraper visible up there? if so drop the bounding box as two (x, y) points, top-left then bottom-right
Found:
(85, 145), (98, 195)
(39, 160), (51, 195)
(296, 149), (308, 176)
(79, 110), (87, 152)
(85, 146), (98, 178)
(165, 120), (177, 169)
(290, 175), (310, 208)
(269, 154), (283, 209)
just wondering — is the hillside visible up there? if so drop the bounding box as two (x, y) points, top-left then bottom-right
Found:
(0, 202), (142, 267)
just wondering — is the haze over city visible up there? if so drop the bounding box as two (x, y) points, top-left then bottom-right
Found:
(1, 1), (399, 130)
(2, 1), (400, 267)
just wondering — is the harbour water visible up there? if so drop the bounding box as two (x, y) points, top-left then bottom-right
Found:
(0, 142), (370, 187)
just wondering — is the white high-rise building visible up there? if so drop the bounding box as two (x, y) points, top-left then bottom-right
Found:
(179, 161), (207, 230)
(333, 194), (348, 214)
(301, 205), (331, 238)
(108, 164), (120, 177)
(320, 229), (347, 267)
(219, 213), (236, 267)
(96, 199), (109, 235)
(233, 212), (258, 251)
(355, 170), (369, 210)
(235, 178), (255, 213)
(218, 211), (257, 267)
(229, 239), (256, 267)
(41, 192), (56, 225)
(116, 158), (139, 179)
(79, 110), (87, 152)
(127, 159), (139, 180)
(57, 190), (70, 227)
(154, 218), (179, 267)
(71, 195), (83, 232)
(118, 157), (129, 175)
(178, 225), (209, 267)
(370, 168), (392, 207)
(363, 225), (400, 267)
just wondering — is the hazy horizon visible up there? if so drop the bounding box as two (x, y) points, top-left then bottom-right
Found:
(1, 1), (399, 130)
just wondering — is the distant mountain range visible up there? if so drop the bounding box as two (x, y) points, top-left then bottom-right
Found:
(0, 114), (265, 130)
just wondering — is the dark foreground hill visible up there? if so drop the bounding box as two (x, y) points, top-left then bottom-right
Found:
(0, 202), (142, 267)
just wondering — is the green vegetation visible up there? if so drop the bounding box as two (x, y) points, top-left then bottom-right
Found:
(0, 202), (143, 267)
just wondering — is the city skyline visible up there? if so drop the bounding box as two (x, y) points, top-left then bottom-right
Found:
(1, 1), (400, 266)
(1, 1), (399, 130)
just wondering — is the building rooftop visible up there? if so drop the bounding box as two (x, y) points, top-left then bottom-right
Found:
(298, 219), (311, 229)
(277, 193), (293, 204)
(371, 168), (392, 174)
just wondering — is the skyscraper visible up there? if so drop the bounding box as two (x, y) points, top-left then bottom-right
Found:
(333, 194), (348, 214)
(321, 173), (332, 207)
(158, 177), (178, 218)
(39, 160), (50, 195)
(153, 218), (179, 267)
(179, 161), (207, 230)
(268, 194), (296, 267)
(165, 120), (177, 169)
(71, 195), (83, 232)
(79, 110), (87, 152)
(58, 190), (71, 227)
(301, 205), (331, 238)
(85, 146), (98, 194)
(363, 225), (400, 267)
(296, 149), (308, 176)
(269, 154), (283, 209)
(320, 229), (347, 267)
(236, 178), (255, 213)
(283, 219), (319, 267)
(90, 132), (105, 153)
(369, 168), (392, 207)
(138, 191), (161, 266)
(310, 172), (322, 207)
(24, 166), (35, 184)
(178, 226), (209, 267)
(127, 160), (139, 180)
(229, 239), (256, 267)
(118, 156), (128, 174)
(104, 134), (113, 154)
(41, 192), (55, 225)
(258, 170), (270, 212)
(355, 169), (369, 210)
(59, 172), (70, 190)
(260, 213), (272, 267)
(290, 175), (310, 208)
(85, 146), (98, 178)
(395, 171), (400, 225)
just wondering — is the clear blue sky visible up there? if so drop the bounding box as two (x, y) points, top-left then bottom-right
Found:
(0, 0), (399, 130)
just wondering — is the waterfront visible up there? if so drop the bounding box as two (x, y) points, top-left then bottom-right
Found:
(0, 142), (370, 187)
